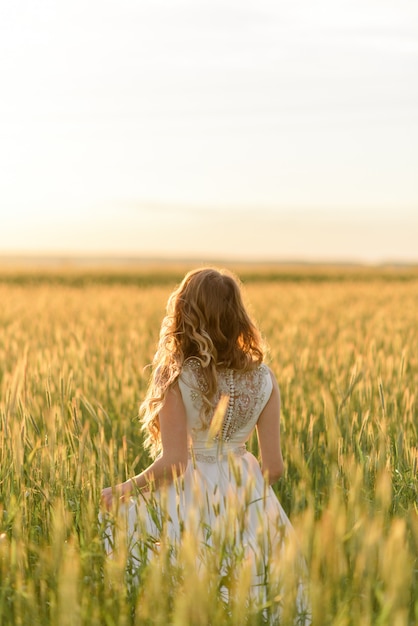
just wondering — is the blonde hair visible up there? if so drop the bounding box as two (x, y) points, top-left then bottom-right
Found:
(140, 268), (264, 457)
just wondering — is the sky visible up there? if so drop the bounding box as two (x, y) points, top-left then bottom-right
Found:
(1, 0), (417, 263)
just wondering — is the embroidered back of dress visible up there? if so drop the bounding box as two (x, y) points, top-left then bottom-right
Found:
(178, 358), (273, 446)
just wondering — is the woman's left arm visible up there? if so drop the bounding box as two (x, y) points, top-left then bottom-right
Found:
(101, 382), (188, 509)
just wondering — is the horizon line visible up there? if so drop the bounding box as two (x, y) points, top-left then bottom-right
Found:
(0, 252), (417, 269)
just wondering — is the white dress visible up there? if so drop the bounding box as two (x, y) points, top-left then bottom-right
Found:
(104, 359), (310, 623)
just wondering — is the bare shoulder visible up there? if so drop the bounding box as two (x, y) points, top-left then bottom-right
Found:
(266, 365), (280, 392)
(259, 364), (280, 404)
(162, 380), (184, 408)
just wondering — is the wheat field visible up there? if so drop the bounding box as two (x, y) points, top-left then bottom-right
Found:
(0, 268), (417, 625)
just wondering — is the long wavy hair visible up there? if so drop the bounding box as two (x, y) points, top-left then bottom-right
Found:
(140, 267), (265, 457)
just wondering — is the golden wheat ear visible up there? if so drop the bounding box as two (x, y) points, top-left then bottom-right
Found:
(206, 394), (229, 445)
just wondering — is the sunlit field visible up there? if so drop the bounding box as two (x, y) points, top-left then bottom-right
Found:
(0, 266), (417, 625)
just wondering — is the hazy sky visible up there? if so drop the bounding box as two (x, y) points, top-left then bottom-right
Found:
(1, 0), (417, 262)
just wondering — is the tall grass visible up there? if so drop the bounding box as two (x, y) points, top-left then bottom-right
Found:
(0, 277), (417, 625)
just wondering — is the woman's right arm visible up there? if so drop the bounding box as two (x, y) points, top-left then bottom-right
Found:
(255, 370), (284, 484)
(101, 382), (188, 510)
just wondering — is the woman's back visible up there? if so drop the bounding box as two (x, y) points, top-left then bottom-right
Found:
(179, 358), (273, 454)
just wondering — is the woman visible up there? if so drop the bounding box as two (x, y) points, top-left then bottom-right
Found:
(101, 268), (310, 622)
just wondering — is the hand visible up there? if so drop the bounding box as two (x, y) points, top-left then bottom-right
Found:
(101, 486), (116, 511)
(101, 481), (132, 511)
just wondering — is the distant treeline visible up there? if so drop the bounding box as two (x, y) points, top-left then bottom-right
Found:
(1, 264), (418, 286)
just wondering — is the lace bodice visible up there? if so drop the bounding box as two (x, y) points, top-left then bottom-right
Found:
(178, 358), (273, 453)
